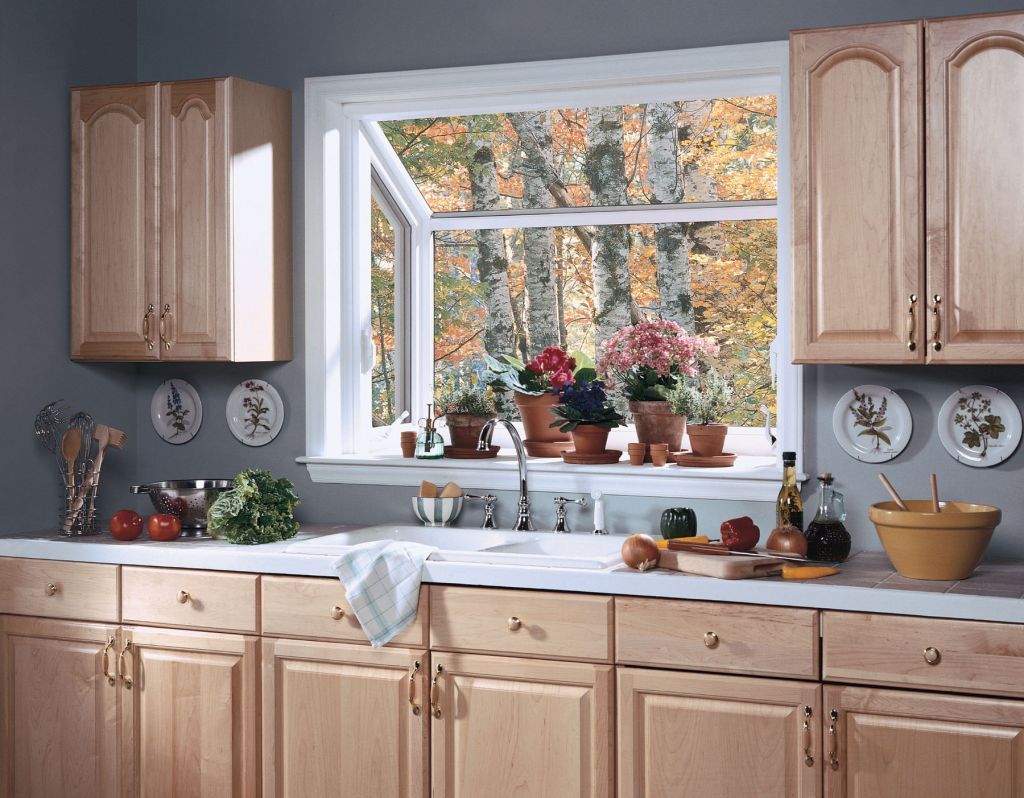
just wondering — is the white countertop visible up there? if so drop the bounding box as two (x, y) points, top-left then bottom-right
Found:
(2, 526), (1023, 623)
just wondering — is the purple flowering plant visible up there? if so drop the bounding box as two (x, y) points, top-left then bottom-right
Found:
(549, 379), (625, 433)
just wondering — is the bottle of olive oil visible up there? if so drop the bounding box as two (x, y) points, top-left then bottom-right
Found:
(776, 451), (804, 531)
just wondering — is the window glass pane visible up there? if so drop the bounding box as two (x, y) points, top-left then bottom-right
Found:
(433, 219), (776, 426)
(380, 97), (776, 212)
(370, 196), (397, 426)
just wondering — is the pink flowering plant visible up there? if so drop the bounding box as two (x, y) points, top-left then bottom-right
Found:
(598, 320), (718, 402)
(486, 347), (597, 396)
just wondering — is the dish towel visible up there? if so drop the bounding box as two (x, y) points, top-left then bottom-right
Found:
(331, 540), (435, 647)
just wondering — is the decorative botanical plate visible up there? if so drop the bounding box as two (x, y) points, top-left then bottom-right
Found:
(151, 380), (202, 444)
(937, 385), (1021, 467)
(833, 385), (912, 463)
(227, 379), (284, 446)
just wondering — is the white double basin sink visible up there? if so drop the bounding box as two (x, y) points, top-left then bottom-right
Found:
(287, 525), (624, 570)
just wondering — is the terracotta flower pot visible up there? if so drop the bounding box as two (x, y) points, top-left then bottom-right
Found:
(687, 423), (728, 457)
(570, 424), (610, 455)
(445, 413), (489, 449)
(628, 400), (685, 451)
(514, 392), (570, 443)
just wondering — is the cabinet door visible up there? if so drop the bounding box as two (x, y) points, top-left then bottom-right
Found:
(926, 12), (1024, 362)
(430, 653), (613, 798)
(791, 23), (924, 363)
(159, 80), (229, 360)
(71, 84), (160, 360)
(120, 626), (258, 798)
(825, 684), (1024, 797)
(262, 638), (428, 798)
(0, 616), (121, 798)
(618, 668), (821, 798)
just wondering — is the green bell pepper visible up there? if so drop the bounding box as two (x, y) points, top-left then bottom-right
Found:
(660, 507), (698, 539)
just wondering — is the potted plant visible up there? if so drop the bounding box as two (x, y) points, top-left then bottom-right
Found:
(441, 387), (498, 449)
(598, 320), (717, 450)
(670, 367), (733, 457)
(486, 347), (596, 445)
(550, 379), (625, 454)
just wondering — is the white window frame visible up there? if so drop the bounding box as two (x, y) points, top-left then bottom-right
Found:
(301, 41), (803, 501)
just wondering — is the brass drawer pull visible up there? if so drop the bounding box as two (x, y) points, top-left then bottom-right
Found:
(118, 639), (134, 690)
(827, 709), (839, 771)
(802, 705), (814, 766)
(142, 303), (155, 350)
(102, 637), (116, 686)
(331, 605), (345, 620)
(703, 631), (719, 649)
(176, 590), (191, 604)
(45, 583), (58, 597)
(906, 293), (918, 351)
(508, 616), (522, 632)
(931, 294), (943, 352)
(159, 304), (174, 350)
(408, 660), (421, 716)
(430, 664), (443, 719)
(923, 646), (941, 665)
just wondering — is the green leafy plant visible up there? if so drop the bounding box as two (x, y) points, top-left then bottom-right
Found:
(848, 390), (891, 450)
(954, 392), (1005, 455)
(208, 469), (300, 545)
(550, 380), (625, 432)
(668, 368), (733, 425)
(441, 386), (498, 418)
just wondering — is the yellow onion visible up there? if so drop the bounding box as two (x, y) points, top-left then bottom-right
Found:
(766, 525), (808, 557)
(622, 534), (660, 572)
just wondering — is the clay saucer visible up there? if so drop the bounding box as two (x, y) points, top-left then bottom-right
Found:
(524, 440), (574, 457)
(561, 449), (623, 465)
(673, 451), (738, 468)
(445, 445), (500, 459)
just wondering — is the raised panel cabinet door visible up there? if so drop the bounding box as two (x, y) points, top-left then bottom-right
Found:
(159, 80), (230, 360)
(791, 22), (924, 363)
(927, 12), (1024, 362)
(0, 616), (121, 798)
(261, 638), (428, 798)
(824, 684), (1024, 797)
(430, 653), (613, 798)
(119, 626), (258, 798)
(71, 84), (160, 360)
(618, 668), (821, 798)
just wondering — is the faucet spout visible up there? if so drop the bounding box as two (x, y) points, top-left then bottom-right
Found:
(478, 418), (533, 531)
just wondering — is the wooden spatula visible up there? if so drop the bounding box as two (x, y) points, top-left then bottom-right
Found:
(67, 425), (128, 528)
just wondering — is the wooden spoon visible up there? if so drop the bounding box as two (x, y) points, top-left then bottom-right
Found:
(878, 473), (910, 511)
(60, 429), (82, 533)
(930, 473), (941, 513)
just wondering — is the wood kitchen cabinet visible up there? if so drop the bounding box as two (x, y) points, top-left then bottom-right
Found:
(71, 77), (291, 362)
(429, 652), (614, 798)
(618, 668), (822, 798)
(261, 638), (428, 798)
(0, 616), (122, 798)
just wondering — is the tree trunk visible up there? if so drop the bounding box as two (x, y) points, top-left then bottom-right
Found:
(585, 107), (634, 348)
(647, 102), (694, 330)
(468, 123), (516, 356)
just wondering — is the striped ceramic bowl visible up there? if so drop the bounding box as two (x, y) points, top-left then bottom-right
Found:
(412, 496), (464, 527)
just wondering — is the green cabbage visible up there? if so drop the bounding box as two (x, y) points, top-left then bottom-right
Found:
(208, 469), (300, 545)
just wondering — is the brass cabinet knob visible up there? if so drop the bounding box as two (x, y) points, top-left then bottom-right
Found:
(176, 590), (191, 604)
(923, 646), (941, 665)
(330, 605), (345, 620)
(508, 616), (522, 632)
(45, 583), (58, 597)
(704, 631), (719, 649)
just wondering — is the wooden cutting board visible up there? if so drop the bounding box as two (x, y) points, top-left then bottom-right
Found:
(659, 549), (785, 579)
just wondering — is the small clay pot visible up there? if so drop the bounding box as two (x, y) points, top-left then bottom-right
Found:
(570, 424), (611, 455)
(445, 413), (489, 449)
(687, 423), (728, 458)
(627, 442), (647, 466)
(515, 393), (570, 444)
(649, 444), (670, 466)
(400, 431), (417, 459)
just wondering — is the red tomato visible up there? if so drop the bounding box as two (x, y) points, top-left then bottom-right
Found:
(109, 510), (143, 541)
(147, 513), (182, 542)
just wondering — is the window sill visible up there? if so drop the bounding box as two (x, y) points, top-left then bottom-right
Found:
(298, 453), (789, 501)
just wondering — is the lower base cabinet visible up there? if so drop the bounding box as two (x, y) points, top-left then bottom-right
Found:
(261, 638), (428, 798)
(429, 652), (614, 798)
(618, 668), (822, 798)
(824, 684), (1024, 798)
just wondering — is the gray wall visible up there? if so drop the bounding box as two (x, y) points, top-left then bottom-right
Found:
(0, 0), (139, 534)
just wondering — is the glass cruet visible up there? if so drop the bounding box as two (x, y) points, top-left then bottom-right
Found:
(804, 472), (851, 562)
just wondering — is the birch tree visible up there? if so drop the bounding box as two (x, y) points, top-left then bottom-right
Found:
(585, 106), (634, 349)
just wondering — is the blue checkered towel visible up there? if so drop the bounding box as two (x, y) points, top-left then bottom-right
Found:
(331, 540), (435, 647)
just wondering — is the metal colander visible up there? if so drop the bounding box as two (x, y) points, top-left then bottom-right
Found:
(131, 479), (233, 535)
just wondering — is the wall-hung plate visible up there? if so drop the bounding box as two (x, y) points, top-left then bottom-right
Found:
(938, 386), (1021, 468)
(151, 380), (202, 444)
(226, 379), (284, 446)
(833, 385), (911, 463)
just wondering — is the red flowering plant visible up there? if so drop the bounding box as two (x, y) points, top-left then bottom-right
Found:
(485, 347), (597, 396)
(598, 320), (718, 402)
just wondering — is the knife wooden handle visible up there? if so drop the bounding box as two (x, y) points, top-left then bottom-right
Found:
(667, 540), (732, 556)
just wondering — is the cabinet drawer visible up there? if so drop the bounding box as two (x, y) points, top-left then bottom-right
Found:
(122, 566), (257, 633)
(616, 597), (819, 679)
(430, 586), (613, 662)
(0, 557), (118, 622)
(261, 576), (428, 647)
(823, 611), (1024, 698)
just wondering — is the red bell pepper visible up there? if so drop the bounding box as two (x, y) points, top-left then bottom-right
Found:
(720, 516), (760, 552)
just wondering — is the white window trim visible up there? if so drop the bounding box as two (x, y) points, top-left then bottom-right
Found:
(301, 40), (803, 501)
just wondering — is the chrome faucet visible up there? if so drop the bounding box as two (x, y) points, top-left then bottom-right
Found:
(553, 496), (587, 533)
(477, 419), (533, 531)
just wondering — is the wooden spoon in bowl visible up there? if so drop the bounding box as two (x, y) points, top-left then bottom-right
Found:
(878, 473), (910, 511)
(930, 473), (941, 513)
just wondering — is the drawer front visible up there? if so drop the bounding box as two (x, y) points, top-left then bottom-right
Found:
(261, 576), (428, 647)
(430, 586), (613, 662)
(0, 557), (119, 622)
(616, 597), (819, 679)
(823, 611), (1024, 698)
(122, 566), (258, 633)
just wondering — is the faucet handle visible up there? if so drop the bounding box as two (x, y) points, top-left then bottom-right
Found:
(552, 495), (587, 533)
(465, 494), (498, 529)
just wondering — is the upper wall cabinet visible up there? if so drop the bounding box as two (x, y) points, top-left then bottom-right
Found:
(71, 78), (292, 362)
(792, 12), (1024, 365)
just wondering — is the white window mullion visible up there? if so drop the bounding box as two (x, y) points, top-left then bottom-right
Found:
(408, 225), (435, 421)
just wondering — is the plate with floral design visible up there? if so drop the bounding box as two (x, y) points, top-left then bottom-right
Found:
(227, 379), (284, 446)
(832, 385), (911, 463)
(938, 385), (1021, 467)
(151, 380), (203, 444)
